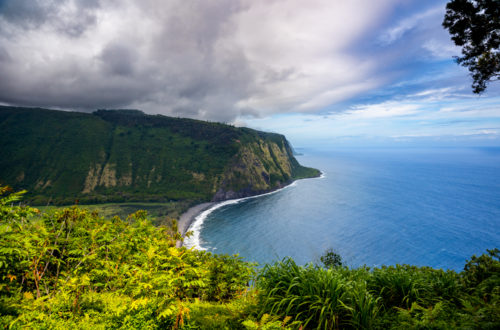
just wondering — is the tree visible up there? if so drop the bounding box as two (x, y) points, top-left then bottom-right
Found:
(320, 248), (343, 268)
(442, 0), (500, 93)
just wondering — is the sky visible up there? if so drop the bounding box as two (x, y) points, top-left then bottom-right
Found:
(0, 0), (499, 147)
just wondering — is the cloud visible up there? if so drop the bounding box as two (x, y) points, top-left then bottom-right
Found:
(1, 0), (496, 143)
(375, 2), (460, 67)
(0, 0), (101, 37)
(339, 101), (421, 119)
(243, 82), (500, 147)
(378, 6), (442, 45)
(340, 87), (500, 122)
(422, 39), (460, 59)
(0, 0), (401, 122)
(99, 43), (136, 77)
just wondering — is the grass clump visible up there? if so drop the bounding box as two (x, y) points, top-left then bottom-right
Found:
(255, 252), (499, 329)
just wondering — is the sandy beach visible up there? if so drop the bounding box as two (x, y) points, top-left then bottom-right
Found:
(176, 202), (215, 247)
(175, 179), (310, 247)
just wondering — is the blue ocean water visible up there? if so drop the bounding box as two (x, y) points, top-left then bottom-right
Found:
(185, 148), (500, 271)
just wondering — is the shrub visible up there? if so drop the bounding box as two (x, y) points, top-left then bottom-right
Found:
(0, 185), (253, 328)
(257, 258), (349, 329)
(320, 248), (343, 268)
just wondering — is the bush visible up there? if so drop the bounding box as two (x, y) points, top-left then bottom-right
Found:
(257, 258), (349, 329)
(320, 248), (343, 268)
(0, 186), (254, 329)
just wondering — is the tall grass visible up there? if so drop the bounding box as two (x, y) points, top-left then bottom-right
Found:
(342, 281), (381, 329)
(368, 265), (423, 309)
(254, 256), (498, 329)
(257, 258), (350, 329)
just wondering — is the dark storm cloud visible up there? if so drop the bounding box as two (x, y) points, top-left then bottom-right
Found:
(0, 45), (10, 62)
(0, 0), (56, 28)
(99, 43), (136, 77)
(0, 0), (101, 37)
(0, 0), (261, 121)
(134, 0), (256, 121)
(0, 0), (408, 122)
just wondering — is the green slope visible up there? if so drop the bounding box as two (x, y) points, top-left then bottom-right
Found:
(0, 106), (319, 205)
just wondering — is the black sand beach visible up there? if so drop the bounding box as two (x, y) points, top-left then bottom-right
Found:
(176, 202), (215, 247)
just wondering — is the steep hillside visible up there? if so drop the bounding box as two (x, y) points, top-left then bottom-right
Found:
(0, 106), (320, 205)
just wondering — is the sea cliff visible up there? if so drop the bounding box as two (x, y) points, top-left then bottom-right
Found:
(0, 106), (319, 205)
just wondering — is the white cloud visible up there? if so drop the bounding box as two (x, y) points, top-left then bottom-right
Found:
(378, 6), (442, 45)
(422, 39), (460, 59)
(411, 87), (454, 97)
(232, 0), (397, 115)
(339, 101), (421, 119)
(244, 86), (500, 147)
(378, 3), (462, 63)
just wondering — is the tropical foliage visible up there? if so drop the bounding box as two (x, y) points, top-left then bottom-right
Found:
(0, 187), (253, 329)
(257, 254), (499, 329)
(1, 186), (498, 329)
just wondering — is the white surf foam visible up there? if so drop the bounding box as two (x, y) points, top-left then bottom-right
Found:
(183, 181), (299, 250)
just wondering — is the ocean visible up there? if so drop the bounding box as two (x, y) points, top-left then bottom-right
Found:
(184, 147), (500, 271)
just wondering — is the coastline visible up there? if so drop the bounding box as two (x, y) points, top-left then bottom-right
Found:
(176, 202), (215, 247)
(178, 171), (324, 249)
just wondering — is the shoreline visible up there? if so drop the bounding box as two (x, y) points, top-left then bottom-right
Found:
(178, 172), (324, 249)
(176, 202), (215, 247)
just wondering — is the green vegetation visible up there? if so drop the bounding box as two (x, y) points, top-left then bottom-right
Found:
(0, 106), (320, 207)
(37, 201), (192, 227)
(1, 187), (498, 329)
(256, 254), (499, 329)
(0, 187), (254, 329)
(443, 0), (499, 94)
(320, 248), (343, 268)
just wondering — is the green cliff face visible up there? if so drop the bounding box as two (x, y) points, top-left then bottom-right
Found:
(0, 106), (320, 205)
(213, 137), (317, 201)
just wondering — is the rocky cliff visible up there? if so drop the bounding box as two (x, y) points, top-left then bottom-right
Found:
(0, 106), (320, 205)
